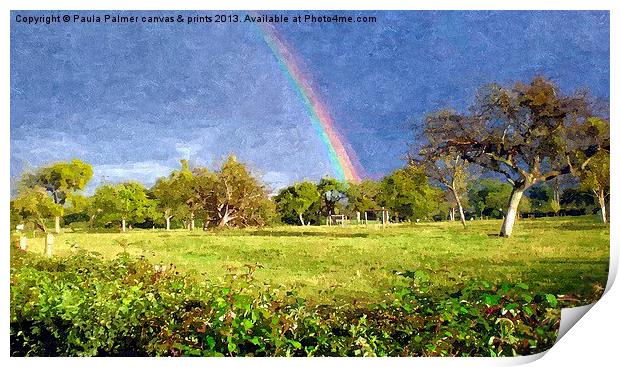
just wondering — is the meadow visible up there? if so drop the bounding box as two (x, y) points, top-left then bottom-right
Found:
(21, 215), (609, 305)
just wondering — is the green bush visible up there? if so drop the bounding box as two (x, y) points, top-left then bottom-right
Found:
(10, 249), (580, 357)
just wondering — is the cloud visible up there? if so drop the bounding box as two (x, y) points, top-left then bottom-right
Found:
(92, 160), (173, 188)
(261, 171), (291, 194)
(175, 141), (204, 160)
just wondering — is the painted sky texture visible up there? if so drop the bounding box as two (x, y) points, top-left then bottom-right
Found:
(10, 11), (610, 192)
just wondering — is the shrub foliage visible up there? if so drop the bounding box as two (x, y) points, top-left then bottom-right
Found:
(11, 249), (578, 357)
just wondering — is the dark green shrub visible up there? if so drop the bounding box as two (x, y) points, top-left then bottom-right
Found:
(11, 249), (581, 357)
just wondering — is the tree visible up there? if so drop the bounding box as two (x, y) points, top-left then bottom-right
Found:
(274, 181), (320, 226)
(91, 182), (158, 231)
(579, 149), (610, 223)
(21, 159), (93, 233)
(152, 160), (196, 230)
(152, 176), (175, 230)
(468, 179), (530, 219)
(193, 156), (274, 228)
(424, 77), (609, 237)
(346, 179), (380, 217)
(410, 144), (471, 228)
(378, 166), (441, 221)
(317, 177), (347, 218)
(11, 186), (63, 232)
(63, 193), (92, 226)
(550, 200), (561, 216)
(560, 187), (597, 215)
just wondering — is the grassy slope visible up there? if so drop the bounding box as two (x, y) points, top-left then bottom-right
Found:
(19, 216), (609, 305)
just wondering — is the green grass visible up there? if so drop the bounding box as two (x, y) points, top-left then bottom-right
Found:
(18, 215), (609, 305)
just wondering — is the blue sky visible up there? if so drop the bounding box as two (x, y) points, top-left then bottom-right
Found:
(10, 11), (609, 192)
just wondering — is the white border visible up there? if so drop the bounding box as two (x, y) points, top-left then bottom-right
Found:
(2, 1), (617, 366)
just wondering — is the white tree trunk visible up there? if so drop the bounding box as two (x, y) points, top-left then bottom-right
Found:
(299, 213), (305, 226)
(449, 208), (455, 221)
(457, 202), (466, 229)
(451, 188), (467, 229)
(166, 216), (171, 231)
(500, 187), (526, 237)
(54, 216), (61, 234)
(122, 218), (126, 232)
(597, 191), (607, 224)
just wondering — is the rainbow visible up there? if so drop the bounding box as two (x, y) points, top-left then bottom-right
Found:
(255, 21), (362, 182)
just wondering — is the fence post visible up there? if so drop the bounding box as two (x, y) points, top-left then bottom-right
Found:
(19, 236), (28, 251)
(381, 207), (386, 229)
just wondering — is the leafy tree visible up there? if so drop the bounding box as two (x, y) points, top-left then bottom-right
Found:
(526, 183), (553, 213)
(468, 179), (529, 219)
(579, 149), (610, 223)
(91, 182), (158, 231)
(89, 185), (120, 228)
(378, 166), (441, 221)
(317, 177), (347, 217)
(346, 180), (380, 218)
(194, 156), (274, 228)
(21, 159), (93, 233)
(560, 187), (596, 215)
(151, 176), (175, 230)
(62, 193), (92, 225)
(11, 186), (63, 232)
(410, 145), (472, 227)
(424, 77), (609, 236)
(152, 160), (196, 230)
(274, 181), (320, 226)
(550, 200), (561, 216)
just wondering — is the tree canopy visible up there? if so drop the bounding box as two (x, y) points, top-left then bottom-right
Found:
(11, 186), (63, 232)
(91, 182), (158, 231)
(378, 165), (442, 221)
(274, 181), (320, 226)
(422, 76), (609, 236)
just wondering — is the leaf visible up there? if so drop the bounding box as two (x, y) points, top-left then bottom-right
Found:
(242, 319), (254, 330)
(545, 294), (558, 307)
(290, 340), (302, 349)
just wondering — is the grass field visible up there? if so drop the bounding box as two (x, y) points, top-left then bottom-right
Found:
(18, 215), (609, 305)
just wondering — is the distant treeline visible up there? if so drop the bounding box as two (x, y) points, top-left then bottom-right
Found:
(10, 76), (609, 237)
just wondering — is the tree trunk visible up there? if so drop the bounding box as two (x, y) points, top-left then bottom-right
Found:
(500, 186), (526, 237)
(166, 216), (171, 231)
(189, 212), (195, 231)
(54, 216), (61, 234)
(449, 208), (455, 221)
(596, 190), (607, 224)
(122, 218), (126, 232)
(299, 213), (305, 226)
(455, 198), (466, 229)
